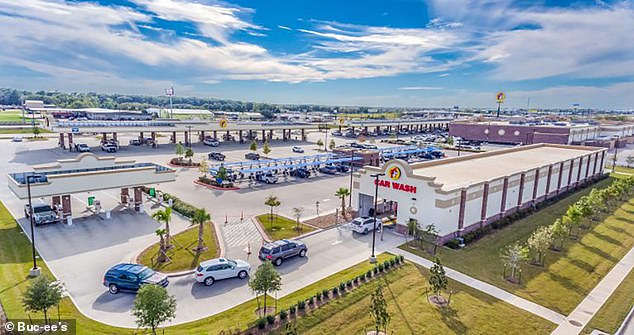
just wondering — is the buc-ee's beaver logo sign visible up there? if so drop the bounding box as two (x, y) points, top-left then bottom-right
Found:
(388, 166), (401, 180)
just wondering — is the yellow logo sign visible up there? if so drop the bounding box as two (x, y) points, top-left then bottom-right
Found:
(496, 92), (506, 103)
(219, 119), (228, 129)
(387, 166), (401, 180)
(338, 118), (345, 125)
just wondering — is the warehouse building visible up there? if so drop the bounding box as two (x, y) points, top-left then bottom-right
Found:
(352, 144), (607, 243)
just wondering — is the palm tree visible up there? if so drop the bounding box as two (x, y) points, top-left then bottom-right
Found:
(191, 208), (210, 253)
(334, 187), (350, 220)
(264, 195), (281, 229)
(151, 207), (172, 249)
(155, 228), (168, 263)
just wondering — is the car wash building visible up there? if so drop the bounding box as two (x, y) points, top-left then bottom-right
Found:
(352, 143), (607, 243)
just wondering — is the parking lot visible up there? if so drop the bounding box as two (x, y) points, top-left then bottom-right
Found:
(0, 128), (481, 327)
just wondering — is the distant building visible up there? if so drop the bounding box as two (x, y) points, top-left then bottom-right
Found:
(23, 100), (44, 110)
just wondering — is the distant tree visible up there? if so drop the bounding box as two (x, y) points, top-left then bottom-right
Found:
(369, 283), (390, 334)
(199, 159), (209, 178)
(527, 226), (554, 266)
(151, 207), (172, 250)
(22, 275), (63, 324)
(329, 139), (336, 150)
(249, 261), (282, 317)
(262, 141), (271, 156)
(292, 207), (304, 233)
(421, 223), (440, 255)
(446, 136), (454, 146)
(32, 126), (41, 138)
(250, 140), (257, 152)
(264, 195), (281, 229)
(132, 284), (176, 335)
(428, 257), (448, 297)
(500, 242), (529, 282)
(191, 208), (210, 253)
(565, 204), (583, 237)
(316, 139), (324, 149)
(175, 143), (184, 158)
(407, 219), (421, 246)
(216, 166), (228, 182)
(334, 187), (350, 219)
(185, 148), (194, 164)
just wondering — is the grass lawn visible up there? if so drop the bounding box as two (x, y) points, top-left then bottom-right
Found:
(400, 177), (634, 315)
(613, 166), (634, 175)
(0, 127), (52, 134)
(137, 223), (219, 272)
(278, 262), (556, 335)
(582, 267), (634, 334)
(0, 111), (26, 122)
(256, 214), (315, 240)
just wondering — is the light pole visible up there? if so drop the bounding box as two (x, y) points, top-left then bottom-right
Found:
(369, 173), (384, 264)
(186, 125), (192, 147)
(315, 201), (320, 217)
(26, 175), (41, 277)
(324, 124), (328, 152)
(348, 149), (357, 207)
(613, 136), (620, 170)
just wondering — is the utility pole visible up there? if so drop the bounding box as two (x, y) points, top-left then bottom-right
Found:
(369, 173), (384, 264)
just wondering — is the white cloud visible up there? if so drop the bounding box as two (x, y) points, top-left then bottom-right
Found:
(398, 86), (442, 90)
(438, 73), (450, 77)
(278, 25), (292, 31)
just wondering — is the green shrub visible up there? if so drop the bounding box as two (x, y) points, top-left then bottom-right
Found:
(266, 315), (275, 325)
(389, 258), (396, 267)
(383, 260), (390, 270)
(332, 286), (339, 296)
(445, 238), (461, 249)
(366, 270), (372, 278)
(399, 254), (404, 262)
(280, 309), (288, 320)
(289, 305), (296, 314)
(378, 263), (384, 272)
(353, 276), (359, 284)
(308, 296), (314, 305)
(297, 300), (306, 310)
(257, 318), (266, 329)
(373, 266), (379, 275)
(346, 280), (353, 288)
(316, 291), (322, 301)
(322, 289), (329, 298)
(339, 282), (346, 292)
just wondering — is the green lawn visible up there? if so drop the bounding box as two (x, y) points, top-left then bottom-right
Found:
(0, 127), (52, 134)
(277, 263), (556, 335)
(401, 177), (634, 315)
(137, 223), (219, 273)
(582, 267), (634, 334)
(0, 111), (26, 122)
(613, 166), (634, 175)
(256, 214), (315, 240)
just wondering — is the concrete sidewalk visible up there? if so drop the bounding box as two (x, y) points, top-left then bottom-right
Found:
(551, 246), (634, 335)
(394, 248), (567, 325)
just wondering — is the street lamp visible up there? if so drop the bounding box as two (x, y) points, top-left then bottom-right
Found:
(315, 201), (320, 217)
(186, 125), (192, 147)
(369, 173), (384, 264)
(26, 174), (41, 277)
(613, 136), (620, 170)
(348, 149), (357, 207)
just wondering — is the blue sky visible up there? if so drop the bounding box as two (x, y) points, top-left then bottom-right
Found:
(0, 0), (633, 109)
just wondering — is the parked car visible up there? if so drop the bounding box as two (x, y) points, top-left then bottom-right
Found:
(292, 146), (304, 153)
(12, 136), (23, 142)
(74, 143), (90, 152)
(318, 165), (338, 175)
(259, 240), (307, 266)
(24, 203), (59, 225)
(245, 152), (260, 160)
(129, 139), (142, 146)
(362, 144), (378, 149)
(203, 137), (220, 147)
(350, 142), (363, 148)
(332, 130), (342, 136)
(101, 143), (117, 153)
(335, 164), (350, 173)
(349, 217), (382, 234)
(194, 258), (251, 286)
(105, 139), (119, 149)
(103, 263), (168, 294)
(256, 172), (278, 184)
(290, 167), (311, 178)
(208, 152), (225, 161)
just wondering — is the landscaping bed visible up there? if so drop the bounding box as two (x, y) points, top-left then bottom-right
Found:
(168, 157), (200, 167)
(141, 187), (197, 218)
(195, 176), (238, 190)
(137, 223), (219, 273)
(400, 177), (634, 315)
(303, 210), (359, 229)
(255, 214), (316, 241)
(269, 262), (555, 335)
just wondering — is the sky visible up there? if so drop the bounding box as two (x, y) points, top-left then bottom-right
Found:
(0, 0), (633, 109)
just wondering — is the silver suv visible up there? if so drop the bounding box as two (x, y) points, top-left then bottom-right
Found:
(259, 240), (307, 266)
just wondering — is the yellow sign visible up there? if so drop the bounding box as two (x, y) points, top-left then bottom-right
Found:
(387, 166), (402, 180)
(338, 118), (345, 125)
(219, 119), (228, 129)
(496, 92), (506, 103)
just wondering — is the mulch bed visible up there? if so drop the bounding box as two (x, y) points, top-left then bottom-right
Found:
(304, 210), (359, 229)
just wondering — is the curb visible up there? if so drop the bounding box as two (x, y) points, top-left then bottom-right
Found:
(252, 216), (271, 242)
(193, 179), (240, 191)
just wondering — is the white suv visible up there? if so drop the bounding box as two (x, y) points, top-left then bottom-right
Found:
(349, 217), (382, 234)
(203, 137), (220, 147)
(194, 258), (251, 286)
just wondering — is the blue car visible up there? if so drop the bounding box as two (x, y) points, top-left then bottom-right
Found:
(103, 263), (168, 294)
